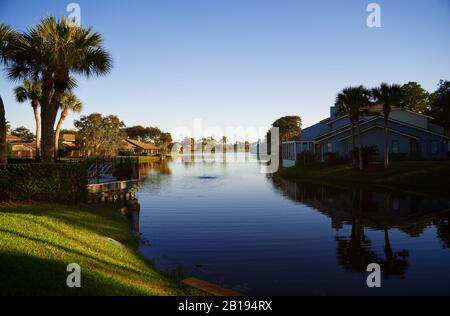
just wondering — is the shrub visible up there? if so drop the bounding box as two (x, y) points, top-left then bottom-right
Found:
(390, 152), (407, 162)
(0, 163), (87, 203)
(296, 151), (316, 166)
(352, 145), (379, 167)
(323, 152), (349, 165)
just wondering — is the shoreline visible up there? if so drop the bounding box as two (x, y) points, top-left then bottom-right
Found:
(277, 161), (450, 196)
(0, 202), (204, 296)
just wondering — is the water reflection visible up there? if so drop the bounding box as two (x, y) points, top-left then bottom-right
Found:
(270, 176), (450, 279)
(134, 154), (450, 295)
(119, 201), (141, 233)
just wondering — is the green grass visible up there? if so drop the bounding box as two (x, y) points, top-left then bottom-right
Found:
(0, 203), (202, 296)
(138, 156), (161, 163)
(278, 161), (450, 193)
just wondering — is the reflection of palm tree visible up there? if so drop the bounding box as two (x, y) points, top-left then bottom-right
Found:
(336, 190), (379, 272)
(378, 228), (409, 277)
(435, 212), (450, 249)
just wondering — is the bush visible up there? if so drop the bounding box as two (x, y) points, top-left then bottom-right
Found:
(323, 152), (349, 165)
(0, 163), (87, 203)
(296, 151), (316, 166)
(390, 152), (407, 162)
(352, 145), (379, 167)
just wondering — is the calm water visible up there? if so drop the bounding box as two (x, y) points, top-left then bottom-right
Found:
(134, 153), (450, 296)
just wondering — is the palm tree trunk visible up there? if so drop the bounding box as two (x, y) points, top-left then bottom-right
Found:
(32, 101), (41, 159)
(384, 117), (389, 168)
(40, 74), (57, 162)
(357, 122), (363, 171)
(54, 107), (68, 157)
(40, 103), (59, 162)
(350, 120), (356, 167)
(0, 95), (7, 165)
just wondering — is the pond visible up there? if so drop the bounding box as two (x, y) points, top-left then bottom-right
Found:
(134, 153), (450, 295)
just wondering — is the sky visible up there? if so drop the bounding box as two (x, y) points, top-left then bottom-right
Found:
(1, 0), (450, 141)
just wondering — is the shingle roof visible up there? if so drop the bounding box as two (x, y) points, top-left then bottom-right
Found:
(125, 139), (159, 150)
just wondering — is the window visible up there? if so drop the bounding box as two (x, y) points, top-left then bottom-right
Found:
(431, 141), (439, 155)
(392, 141), (399, 154)
(327, 143), (333, 153)
(302, 143), (308, 152)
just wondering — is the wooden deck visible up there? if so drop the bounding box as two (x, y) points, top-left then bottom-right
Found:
(87, 179), (140, 203)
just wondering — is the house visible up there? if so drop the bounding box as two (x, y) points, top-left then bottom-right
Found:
(122, 138), (160, 156)
(60, 133), (80, 157)
(281, 107), (450, 167)
(7, 134), (36, 159)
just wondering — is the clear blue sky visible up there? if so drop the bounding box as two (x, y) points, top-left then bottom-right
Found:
(1, 0), (449, 141)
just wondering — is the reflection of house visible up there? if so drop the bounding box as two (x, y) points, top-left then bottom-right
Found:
(122, 138), (160, 156)
(7, 134), (36, 159)
(282, 107), (450, 167)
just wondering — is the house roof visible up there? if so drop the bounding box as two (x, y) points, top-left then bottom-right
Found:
(62, 134), (76, 142)
(125, 139), (160, 150)
(6, 134), (25, 143)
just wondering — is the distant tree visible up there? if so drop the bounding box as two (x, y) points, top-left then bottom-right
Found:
(5, 120), (11, 134)
(401, 82), (430, 114)
(55, 91), (83, 155)
(11, 126), (35, 142)
(157, 132), (173, 154)
(126, 125), (147, 140)
(372, 83), (405, 169)
(14, 79), (42, 157)
(74, 113), (125, 157)
(429, 80), (450, 136)
(271, 116), (302, 143)
(126, 125), (162, 143)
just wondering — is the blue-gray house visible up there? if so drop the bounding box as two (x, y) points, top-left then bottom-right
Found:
(282, 106), (450, 167)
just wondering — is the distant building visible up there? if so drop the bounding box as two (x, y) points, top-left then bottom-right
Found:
(282, 107), (450, 167)
(7, 134), (35, 159)
(122, 138), (161, 156)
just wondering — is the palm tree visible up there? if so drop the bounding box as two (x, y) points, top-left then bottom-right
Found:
(55, 91), (83, 155)
(372, 83), (405, 168)
(7, 17), (112, 162)
(14, 79), (42, 158)
(0, 23), (16, 165)
(335, 86), (372, 170)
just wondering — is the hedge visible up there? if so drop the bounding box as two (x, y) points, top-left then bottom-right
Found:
(0, 163), (87, 203)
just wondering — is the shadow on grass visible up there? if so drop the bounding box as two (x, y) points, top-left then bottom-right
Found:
(0, 251), (151, 296)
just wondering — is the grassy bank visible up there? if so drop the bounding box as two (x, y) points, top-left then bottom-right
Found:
(138, 156), (162, 163)
(0, 203), (201, 296)
(278, 161), (450, 192)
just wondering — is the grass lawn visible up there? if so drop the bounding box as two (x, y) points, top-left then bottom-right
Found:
(138, 156), (162, 163)
(0, 203), (202, 296)
(278, 161), (450, 193)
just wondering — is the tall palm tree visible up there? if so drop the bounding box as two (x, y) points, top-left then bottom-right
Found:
(55, 91), (83, 155)
(372, 83), (405, 168)
(7, 17), (112, 162)
(336, 92), (357, 167)
(0, 23), (16, 165)
(14, 79), (42, 158)
(335, 86), (372, 170)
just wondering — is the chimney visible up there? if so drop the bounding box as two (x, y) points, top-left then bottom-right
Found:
(330, 106), (337, 119)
